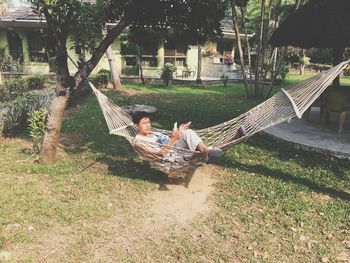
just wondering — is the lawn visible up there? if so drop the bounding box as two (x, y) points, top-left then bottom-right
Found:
(0, 76), (349, 262)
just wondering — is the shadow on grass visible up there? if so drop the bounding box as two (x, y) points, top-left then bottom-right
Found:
(220, 151), (350, 202)
(247, 135), (350, 183)
(97, 156), (168, 184)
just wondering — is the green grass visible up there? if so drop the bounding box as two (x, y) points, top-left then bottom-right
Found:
(0, 76), (349, 262)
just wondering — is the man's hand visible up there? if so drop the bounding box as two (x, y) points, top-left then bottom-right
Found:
(170, 128), (180, 141)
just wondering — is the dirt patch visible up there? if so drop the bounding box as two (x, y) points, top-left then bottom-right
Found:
(144, 164), (217, 227)
(88, 164), (221, 261)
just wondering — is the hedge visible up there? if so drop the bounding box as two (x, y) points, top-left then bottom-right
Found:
(0, 89), (55, 134)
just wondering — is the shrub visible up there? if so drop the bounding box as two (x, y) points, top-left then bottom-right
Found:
(343, 68), (350, 77)
(0, 47), (18, 72)
(300, 56), (311, 66)
(4, 78), (28, 99)
(161, 63), (176, 86)
(26, 75), (45, 90)
(278, 62), (289, 80)
(308, 63), (332, 72)
(98, 69), (112, 80)
(90, 71), (109, 89)
(28, 108), (47, 153)
(0, 90), (54, 135)
(262, 62), (289, 82)
(0, 85), (10, 102)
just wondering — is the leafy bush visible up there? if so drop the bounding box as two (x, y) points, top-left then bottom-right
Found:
(98, 69), (111, 80)
(278, 62), (289, 80)
(28, 108), (47, 153)
(0, 85), (10, 102)
(26, 75), (45, 90)
(0, 47), (19, 72)
(262, 62), (289, 82)
(343, 68), (350, 77)
(308, 63), (332, 72)
(4, 78), (28, 99)
(90, 71), (109, 89)
(300, 56), (311, 66)
(0, 90), (54, 135)
(161, 63), (176, 86)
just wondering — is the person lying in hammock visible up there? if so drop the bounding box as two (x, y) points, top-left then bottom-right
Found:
(132, 112), (245, 162)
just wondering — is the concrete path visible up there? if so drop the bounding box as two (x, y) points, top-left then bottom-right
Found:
(263, 107), (350, 160)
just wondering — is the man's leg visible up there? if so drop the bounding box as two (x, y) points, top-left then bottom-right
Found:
(175, 129), (216, 159)
(175, 129), (203, 151)
(195, 141), (209, 156)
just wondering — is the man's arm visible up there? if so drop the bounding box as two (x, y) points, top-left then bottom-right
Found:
(133, 129), (180, 159)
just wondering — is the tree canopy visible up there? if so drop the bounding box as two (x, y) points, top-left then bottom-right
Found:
(31, 0), (228, 162)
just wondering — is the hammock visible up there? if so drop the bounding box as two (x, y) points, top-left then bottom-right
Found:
(89, 60), (350, 174)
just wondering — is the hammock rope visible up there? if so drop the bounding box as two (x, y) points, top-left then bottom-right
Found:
(89, 60), (350, 173)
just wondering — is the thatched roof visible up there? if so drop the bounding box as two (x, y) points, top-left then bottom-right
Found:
(270, 0), (350, 48)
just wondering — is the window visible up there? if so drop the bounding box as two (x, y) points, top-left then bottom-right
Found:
(141, 57), (158, 67)
(121, 42), (158, 68)
(124, 56), (136, 66)
(217, 41), (233, 63)
(27, 31), (48, 62)
(164, 40), (187, 67)
(7, 31), (23, 63)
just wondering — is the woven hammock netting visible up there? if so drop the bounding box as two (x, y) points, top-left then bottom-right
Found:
(90, 60), (350, 174)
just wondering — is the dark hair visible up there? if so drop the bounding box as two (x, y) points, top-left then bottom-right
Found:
(132, 111), (150, 124)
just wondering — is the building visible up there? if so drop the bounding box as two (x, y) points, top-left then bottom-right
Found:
(0, 4), (253, 80)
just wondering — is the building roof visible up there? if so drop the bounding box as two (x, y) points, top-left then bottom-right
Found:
(0, 6), (254, 40)
(0, 6), (44, 28)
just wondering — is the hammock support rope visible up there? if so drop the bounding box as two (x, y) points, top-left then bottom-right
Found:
(89, 60), (350, 173)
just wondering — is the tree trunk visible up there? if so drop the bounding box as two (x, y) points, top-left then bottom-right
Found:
(139, 63), (145, 84)
(105, 45), (121, 90)
(240, 5), (253, 97)
(196, 44), (202, 83)
(261, 0), (273, 67)
(332, 46), (345, 87)
(231, 1), (249, 96)
(270, 47), (278, 70)
(265, 47), (287, 99)
(136, 46), (145, 84)
(254, 0), (266, 98)
(40, 94), (69, 163)
(299, 49), (306, 75)
(41, 20), (127, 163)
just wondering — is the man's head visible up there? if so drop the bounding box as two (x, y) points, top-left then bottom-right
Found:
(132, 112), (151, 135)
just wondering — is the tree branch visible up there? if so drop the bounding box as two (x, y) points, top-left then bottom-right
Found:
(74, 20), (127, 84)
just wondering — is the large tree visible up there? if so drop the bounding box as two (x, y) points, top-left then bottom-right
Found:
(33, 0), (226, 163)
